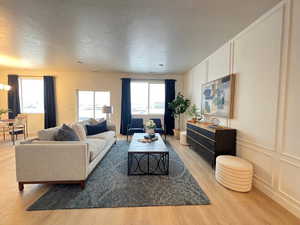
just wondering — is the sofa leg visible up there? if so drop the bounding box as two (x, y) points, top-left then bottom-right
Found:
(80, 181), (85, 189)
(18, 182), (24, 191)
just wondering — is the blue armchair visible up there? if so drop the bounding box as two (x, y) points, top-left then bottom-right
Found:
(127, 118), (145, 141)
(150, 118), (166, 141)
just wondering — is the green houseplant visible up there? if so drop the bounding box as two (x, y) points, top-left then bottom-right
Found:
(168, 92), (190, 138)
(187, 104), (202, 123)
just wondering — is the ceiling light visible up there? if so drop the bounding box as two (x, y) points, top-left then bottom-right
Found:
(0, 55), (32, 68)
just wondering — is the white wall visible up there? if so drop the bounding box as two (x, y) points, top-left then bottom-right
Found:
(184, 0), (300, 218)
(0, 71), (183, 134)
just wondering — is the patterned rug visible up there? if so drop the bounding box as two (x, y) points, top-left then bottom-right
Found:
(28, 140), (210, 210)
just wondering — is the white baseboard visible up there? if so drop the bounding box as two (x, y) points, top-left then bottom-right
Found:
(254, 177), (300, 219)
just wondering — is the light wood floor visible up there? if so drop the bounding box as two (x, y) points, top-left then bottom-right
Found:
(0, 136), (299, 225)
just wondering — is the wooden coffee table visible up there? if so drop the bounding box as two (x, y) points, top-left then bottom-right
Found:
(128, 133), (169, 175)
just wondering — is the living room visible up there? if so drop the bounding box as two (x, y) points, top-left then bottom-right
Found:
(0, 0), (300, 224)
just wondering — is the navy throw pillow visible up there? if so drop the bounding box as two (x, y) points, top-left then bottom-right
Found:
(54, 124), (80, 141)
(86, 120), (108, 136)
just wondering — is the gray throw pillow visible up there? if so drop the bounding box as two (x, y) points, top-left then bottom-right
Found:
(54, 124), (80, 141)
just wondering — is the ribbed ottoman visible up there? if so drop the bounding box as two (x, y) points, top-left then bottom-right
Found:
(215, 155), (253, 192)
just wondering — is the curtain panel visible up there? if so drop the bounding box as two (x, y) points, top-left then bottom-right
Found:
(44, 76), (57, 128)
(120, 78), (131, 135)
(7, 74), (20, 119)
(164, 79), (176, 135)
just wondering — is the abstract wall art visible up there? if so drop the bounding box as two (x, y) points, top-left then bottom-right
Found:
(201, 74), (235, 118)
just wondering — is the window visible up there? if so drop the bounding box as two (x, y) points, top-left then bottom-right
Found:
(131, 81), (165, 115)
(19, 77), (44, 113)
(77, 90), (110, 121)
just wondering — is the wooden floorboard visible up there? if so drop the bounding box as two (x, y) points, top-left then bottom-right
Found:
(0, 136), (299, 225)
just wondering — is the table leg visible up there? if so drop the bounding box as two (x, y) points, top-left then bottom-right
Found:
(2, 127), (5, 141)
(147, 153), (150, 175)
(167, 153), (169, 175)
(12, 126), (15, 145)
(128, 153), (130, 175)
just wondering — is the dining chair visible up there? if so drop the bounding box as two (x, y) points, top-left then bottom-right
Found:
(9, 114), (27, 144)
(16, 114), (28, 137)
(0, 122), (9, 141)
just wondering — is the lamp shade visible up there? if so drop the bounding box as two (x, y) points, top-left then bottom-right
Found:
(0, 84), (11, 91)
(102, 105), (112, 114)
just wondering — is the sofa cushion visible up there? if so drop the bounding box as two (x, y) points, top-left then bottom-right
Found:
(38, 126), (60, 141)
(86, 121), (108, 136)
(97, 118), (105, 124)
(85, 139), (106, 162)
(31, 140), (83, 144)
(70, 123), (86, 141)
(77, 120), (89, 133)
(88, 130), (115, 140)
(54, 124), (80, 141)
(87, 118), (99, 125)
(77, 118), (105, 133)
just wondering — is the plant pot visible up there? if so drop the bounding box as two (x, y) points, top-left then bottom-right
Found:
(173, 129), (180, 139)
(146, 128), (155, 134)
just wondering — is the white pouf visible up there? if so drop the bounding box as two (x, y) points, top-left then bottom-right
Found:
(180, 131), (188, 145)
(215, 155), (253, 192)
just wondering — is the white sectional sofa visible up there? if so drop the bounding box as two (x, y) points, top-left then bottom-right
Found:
(15, 120), (116, 191)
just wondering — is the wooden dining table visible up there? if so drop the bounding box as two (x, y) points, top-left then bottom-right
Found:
(0, 119), (17, 144)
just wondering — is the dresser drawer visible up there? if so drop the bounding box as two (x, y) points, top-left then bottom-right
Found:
(186, 122), (236, 169)
(187, 128), (215, 151)
(187, 123), (215, 140)
(187, 136), (215, 165)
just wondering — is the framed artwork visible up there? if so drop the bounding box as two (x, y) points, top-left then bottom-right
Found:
(201, 74), (235, 118)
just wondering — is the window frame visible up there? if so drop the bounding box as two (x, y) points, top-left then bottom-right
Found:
(131, 80), (165, 115)
(18, 76), (44, 114)
(76, 90), (111, 121)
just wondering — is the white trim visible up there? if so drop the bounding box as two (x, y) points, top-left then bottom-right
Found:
(233, 1), (287, 41)
(278, 159), (300, 206)
(254, 174), (300, 218)
(238, 145), (274, 187)
(237, 138), (275, 153)
(185, 0), (300, 218)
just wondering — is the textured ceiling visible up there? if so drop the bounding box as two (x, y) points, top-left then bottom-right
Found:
(0, 0), (280, 74)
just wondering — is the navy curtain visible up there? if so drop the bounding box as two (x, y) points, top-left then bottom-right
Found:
(120, 78), (131, 135)
(44, 76), (57, 128)
(164, 79), (176, 135)
(8, 75), (20, 119)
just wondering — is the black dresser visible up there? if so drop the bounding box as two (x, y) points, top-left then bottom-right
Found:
(186, 122), (236, 168)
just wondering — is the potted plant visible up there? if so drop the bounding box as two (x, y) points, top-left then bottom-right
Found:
(187, 104), (202, 123)
(145, 119), (156, 137)
(0, 109), (8, 120)
(168, 92), (190, 138)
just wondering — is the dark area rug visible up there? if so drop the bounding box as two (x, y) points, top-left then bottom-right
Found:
(28, 140), (210, 210)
